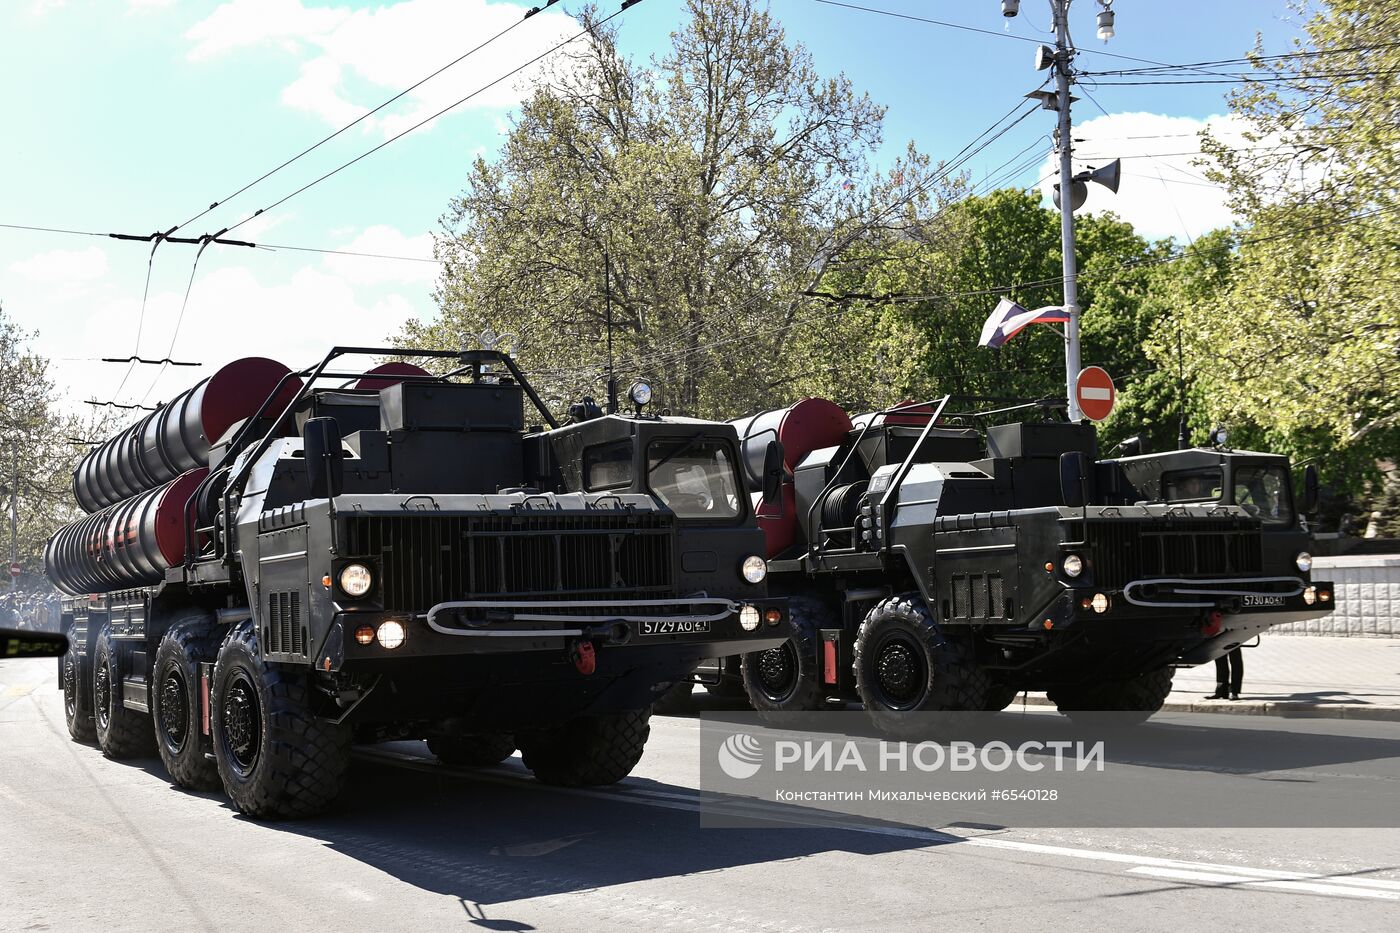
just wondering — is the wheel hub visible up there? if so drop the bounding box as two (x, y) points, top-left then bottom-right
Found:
(876, 640), (921, 705)
(756, 644), (796, 698)
(94, 659), (111, 730)
(222, 674), (261, 773)
(160, 670), (189, 750)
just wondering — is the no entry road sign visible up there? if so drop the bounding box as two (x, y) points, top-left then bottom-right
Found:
(1075, 366), (1116, 422)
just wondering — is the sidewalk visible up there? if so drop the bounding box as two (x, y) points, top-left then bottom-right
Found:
(1025, 635), (1400, 721)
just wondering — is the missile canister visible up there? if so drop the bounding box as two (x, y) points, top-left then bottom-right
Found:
(45, 469), (208, 596)
(72, 358), (298, 512)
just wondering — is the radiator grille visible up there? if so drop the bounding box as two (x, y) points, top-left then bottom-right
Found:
(266, 591), (305, 657)
(343, 511), (676, 611)
(1072, 518), (1262, 587)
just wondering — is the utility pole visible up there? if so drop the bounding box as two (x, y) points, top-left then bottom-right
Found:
(9, 441), (18, 593)
(604, 250), (618, 415)
(1051, 0), (1083, 423)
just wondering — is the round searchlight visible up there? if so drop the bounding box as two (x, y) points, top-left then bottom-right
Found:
(339, 563), (373, 598)
(739, 605), (761, 632)
(628, 382), (653, 407)
(741, 555), (767, 584)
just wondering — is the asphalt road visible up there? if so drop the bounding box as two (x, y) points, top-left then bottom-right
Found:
(4, 657), (1400, 933)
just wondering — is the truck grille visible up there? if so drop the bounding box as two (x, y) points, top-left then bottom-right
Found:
(1070, 518), (1262, 588)
(343, 512), (676, 611)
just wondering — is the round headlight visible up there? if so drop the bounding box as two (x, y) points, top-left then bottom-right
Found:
(741, 555), (767, 584)
(628, 382), (652, 406)
(1062, 554), (1084, 578)
(376, 620), (406, 650)
(1303, 586), (1317, 606)
(1091, 592), (1110, 613)
(739, 605), (761, 631)
(1295, 551), (1313, 573)
(339, 563), (373, 598)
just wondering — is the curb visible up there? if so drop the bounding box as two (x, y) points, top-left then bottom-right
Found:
(1017, 694), (1400, 723)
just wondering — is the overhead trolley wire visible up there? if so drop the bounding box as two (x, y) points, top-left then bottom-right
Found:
(219, 1), (644, 238)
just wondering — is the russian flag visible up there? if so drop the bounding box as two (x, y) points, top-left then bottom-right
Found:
(978, 297), (1070, 349)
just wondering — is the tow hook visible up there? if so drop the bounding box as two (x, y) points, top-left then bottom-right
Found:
(571, 640), (597, 676)
(1202, 610), (1224, 638)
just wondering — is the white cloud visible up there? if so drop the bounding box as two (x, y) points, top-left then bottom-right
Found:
(184, 0), (579, 136)
(318, 225), (439, 287)
(9, 246), (109, 283)
(127, 0), (177, 10)
(1035, 112), (1273, 242)
(28, 0), (66, 16)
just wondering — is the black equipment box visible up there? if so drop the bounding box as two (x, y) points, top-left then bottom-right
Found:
(380, 381), (524, 432)
(986, 421), (1097, 460)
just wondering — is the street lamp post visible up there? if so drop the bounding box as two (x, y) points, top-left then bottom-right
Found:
(1050, 0), (1083, 422)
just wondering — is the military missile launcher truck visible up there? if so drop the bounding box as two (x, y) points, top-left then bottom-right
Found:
(725, 396), (1334, 730)
(47, 347), (790, 818)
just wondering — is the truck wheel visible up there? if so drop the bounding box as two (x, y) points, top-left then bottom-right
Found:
(741, 596), (834, 713)
(94, 624), (156, 759)
(60, 622), (95, 743)
(211, 622), (351, 819)
(853, 594), (991, 737)
(651, 681), (694, 716)
(519, 710), (650, 787)
(428, 733), (515, 767)
(984, 684), (1022, 712)
(1048, 666), (1175, 726)
(152, 614), (223, 791)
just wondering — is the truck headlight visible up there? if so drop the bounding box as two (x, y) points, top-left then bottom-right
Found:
(739, 605), (761, 631)
(1295, 551), (1313, 573)
(1062, 554), (1084, 578)
(1091, 592), (1110, 613)
(1303, 586), (1317, 605)
(339, 563), (373, 598)
(741, 555), (767, 584)
(376, 620), (405, 649)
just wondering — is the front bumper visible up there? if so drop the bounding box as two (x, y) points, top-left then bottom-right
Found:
(323, 596), (792, 669)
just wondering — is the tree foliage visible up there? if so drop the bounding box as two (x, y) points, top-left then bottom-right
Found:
(0, 302), (94, 587)
(407, 0), (916, 418)
(1183, 0), (1400, 485)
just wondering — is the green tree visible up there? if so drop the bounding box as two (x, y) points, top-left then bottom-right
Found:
(406, 0), (906, 418)
(1186, 0), (1400, 489)
(0, 302), (94, 587)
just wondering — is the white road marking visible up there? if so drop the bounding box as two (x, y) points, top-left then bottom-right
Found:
(1128, 866), (1400, 900)
(357, 747), (1400, 900)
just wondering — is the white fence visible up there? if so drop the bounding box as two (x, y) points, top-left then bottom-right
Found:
(1272, 554), (1400, 637)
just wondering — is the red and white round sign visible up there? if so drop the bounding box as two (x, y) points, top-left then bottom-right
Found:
(8, 562), (20, 578)
(1075, 366), (1116, 422)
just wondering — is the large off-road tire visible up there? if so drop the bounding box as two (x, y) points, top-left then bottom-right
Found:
(60, 621), (95, 743)
(983, 684), (1022, 712)
(211, 622), (350, 819)
(741, 596), (837, 714)
(853, 594), (991, 737)
(94, 624), (156, 759)
(651, 681), (694, 716)
(428, 733), (516, 767)
(519, 710), (651, 787)
(1048, 666), (1175, 726)
(152, 613), (223, 791)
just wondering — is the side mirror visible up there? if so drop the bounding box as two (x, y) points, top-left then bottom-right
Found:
(1302, 464), (1320, 514)
(304, 417), (345, 500)
(0, 628), (67, 659)
(761, 440), (786, 518)
(1060, 451), (1090, 508)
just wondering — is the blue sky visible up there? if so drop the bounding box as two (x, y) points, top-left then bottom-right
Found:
(0, 0), (1305, 412)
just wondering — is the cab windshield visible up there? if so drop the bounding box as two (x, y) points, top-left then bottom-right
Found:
(1233, 465), (1294, 526)
(646, 437), (742, 520)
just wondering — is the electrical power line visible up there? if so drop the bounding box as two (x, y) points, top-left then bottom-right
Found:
(218, 2), (642, 239)
(169, 5), (548, 235)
